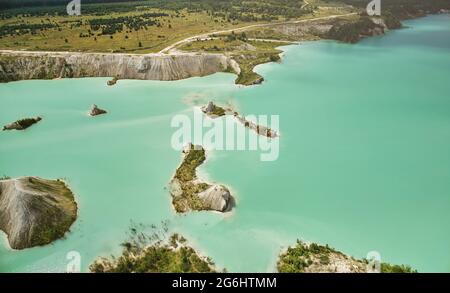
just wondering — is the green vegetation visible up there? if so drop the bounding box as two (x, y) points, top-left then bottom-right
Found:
(334, 0), (450, 19)
(277, 239), (417, 273)
(90, 226), (218, 273)
(0, 8), (238, 53)
(107, 75), (118, 86)
(0, 0), (317, 53)
(326, 16), (384, 43)
(1, 0), (313, 21)
(380, 263), (417, 273)
(0, 22), (58, 37)
(234, 51), (277, 85)
(210, 105), (226, 117)
(277, 240), (340, 272)
(30, 207), (75, 246)
(24, 177), (77, 248)
(1, 0), (448, 54)
(180, 35), (286, 85)
(202, 102), (227, 117)
(171, 144), (211, 212)
(175, 144), (206, 182)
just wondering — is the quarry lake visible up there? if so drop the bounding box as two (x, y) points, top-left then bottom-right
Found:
(1, 14), (450, 272)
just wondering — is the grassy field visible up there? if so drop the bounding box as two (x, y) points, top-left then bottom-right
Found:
(0, 9), (250, 53)
(0, 0), (347, 53)
(2, 0), (447, 54)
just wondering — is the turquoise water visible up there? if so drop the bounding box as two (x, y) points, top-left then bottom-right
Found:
(1, 14), (450, 272)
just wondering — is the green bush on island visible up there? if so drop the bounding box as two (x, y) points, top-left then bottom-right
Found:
(175, 145), (206, 183)
(277, 239), (417, 273)
(277, 240), (339, 273)
(209, 105), (226, 117)
(171, 145), (210, 212)
(107, 76), (119, 86)
(90, 229), (218, 273)
(380, 263), (417, 273)
(203, 102), (227, 117)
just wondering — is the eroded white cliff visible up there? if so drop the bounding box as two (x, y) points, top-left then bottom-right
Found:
(0, 51), (240, 82)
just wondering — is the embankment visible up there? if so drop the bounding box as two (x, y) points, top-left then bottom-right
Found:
(0, 51), (239, 83)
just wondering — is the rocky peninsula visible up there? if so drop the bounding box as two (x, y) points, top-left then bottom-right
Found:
(277, 239), (417, 273)
(2, 116), (42, 131)
(0, 177), (77, 250)
(201, 101), (278, 138)
(234, 112), (279, 138)
(169, 144), (234, 213)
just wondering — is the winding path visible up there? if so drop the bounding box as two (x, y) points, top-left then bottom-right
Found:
(158, 12), (357, 54)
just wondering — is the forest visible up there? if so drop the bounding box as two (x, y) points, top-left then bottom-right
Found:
(0, 0), (312, 20)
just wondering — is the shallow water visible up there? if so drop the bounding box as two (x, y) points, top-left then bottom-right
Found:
(1, 14), (450, 272)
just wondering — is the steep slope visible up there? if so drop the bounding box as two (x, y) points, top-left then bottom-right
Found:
(0, 177), (77, 250)
(0, 51), (239, 83)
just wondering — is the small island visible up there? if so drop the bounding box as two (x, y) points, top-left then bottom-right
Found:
(169, 143), (234, 213)
(277, 239), (417, 273)
(89, 104), (107, 116)
(107, 76), (119, 86)
(201, 101), (278, 138)
(90, 233), (218, 273)
(201, 101), (227, 118)
(233, 112), (278, 138)
(0, 176), (78, 250)
(2, 116), (42, 131)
